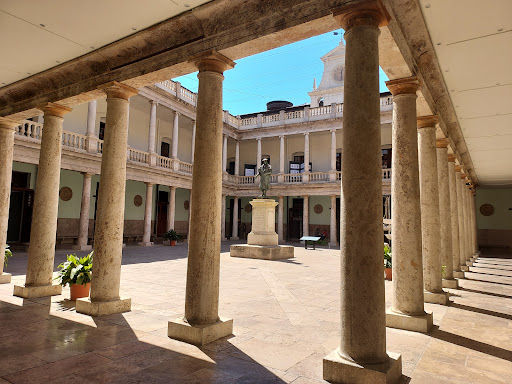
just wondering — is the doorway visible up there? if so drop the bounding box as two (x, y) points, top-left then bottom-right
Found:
(7, 172), (34, 244)
(287, 198), (303, 240)
(157, 190), (169, 235)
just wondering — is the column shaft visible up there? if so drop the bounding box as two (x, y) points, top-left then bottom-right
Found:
(455, 168), (467, 267)
(330, 195), (336, 246)
(417, 118), (443, 293)
(387, 78), (425, 316)
(0, 119), (17, 282)
(232, 197), (239, 239)
(25, 104), (71, 289)
(330, 130), (336, 170)
(256, 138), (261, 167)
(87, 100), (97, 136)
(222, 135), (228, 172)
(167, 186), (176, 231)
(142, 183), (153, 245)
(304, 133), (310, 173)
(148, 101), (157, 153)
(221, 195), (226, 240)
(235, 141), (240, 176)
(278, 196), (284, 242)
(75, 173), (93, 250)
(461, 176), (470, 261)
(172, 112), (179, 158)
(302, 196), (309, 237)
(471, 192), (478, 253)
(88, 83), (136, 303)
(279, 136), (285, 174)
(191, 121), (196, 162)
(436, 141), (454, 280)
(448, 158), (461, 272)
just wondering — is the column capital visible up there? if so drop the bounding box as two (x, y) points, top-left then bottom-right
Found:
(150, 100), (158, 106)
(417, 115), (439, 129)
(256, 137), (261, 142)
(435, 138), (450, 148)
(174, 111), (181, 117)
(98, 81), (138, 100)
(447, 154), (457, 162)
(455, 165), (462, 172)
(330, 129), (337, 133)
(145, 182), (154, 187)
(279, 135), (285, 139)
(189, 50), (235, 73)
(0, 117), (21, 130)
(332, 0), (390, 31)
(38, 102), (72, 118)
(304, 132), (309, 136)
(81, 172), (94, 178)
(385, 76), (420, 96)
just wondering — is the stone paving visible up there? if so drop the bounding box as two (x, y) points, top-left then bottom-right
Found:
(1, 242), (511, 383)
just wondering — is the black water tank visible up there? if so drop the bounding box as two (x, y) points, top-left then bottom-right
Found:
(266, 100), (293, 111)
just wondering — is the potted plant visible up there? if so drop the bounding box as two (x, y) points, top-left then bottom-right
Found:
(384, 243), (392, 280)
(4, 245), (12, 267)
(54, 252), (93, 300)
(163, 229), (183, 246)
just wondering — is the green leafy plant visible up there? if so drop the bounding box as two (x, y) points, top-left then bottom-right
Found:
(384, 243), (392, 269)
(4, 245), (12, 267)
(163, 229), (183, 241)
(54, 252), (93, 287)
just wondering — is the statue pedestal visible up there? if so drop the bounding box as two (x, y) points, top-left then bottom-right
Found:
(231, 198), (294, 260)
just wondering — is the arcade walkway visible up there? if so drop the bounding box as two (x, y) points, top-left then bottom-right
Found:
(0, 243), (510, 383)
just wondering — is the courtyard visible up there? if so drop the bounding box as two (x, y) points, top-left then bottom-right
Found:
(0, 243), (511, 383)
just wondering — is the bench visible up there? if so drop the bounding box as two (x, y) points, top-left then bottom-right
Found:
(300, 236), (322, 250)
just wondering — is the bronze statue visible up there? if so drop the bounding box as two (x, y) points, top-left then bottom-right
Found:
(256, 158), (272, 197)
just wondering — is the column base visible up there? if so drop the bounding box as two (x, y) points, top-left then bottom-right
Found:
(323, 349), (402, 384)
(453, 271), (465, 279)
(0, 273), (12, 284)
(424, 291), (450, 305)
(168, 316), (233, 346)
(138, 242), (154, 247)
(71, 244), (92, 251)
(13, 284), (62, 299)
(76, 297), (131, 316)
(230, 244), (294, 260)
(469, 257), (475, 263)
(385, 309), (433, 333)
(461, 266), (469, 272)
(466, 261), (474, 267)
(442, 279), (459, 289)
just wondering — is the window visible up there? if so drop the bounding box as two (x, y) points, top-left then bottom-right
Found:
(98, 121), (106, 140)
(161, 142), (170, 158)
(318, 97), (324, 107)
(381, 149), (392, 169)
(336, 151), (342, 171)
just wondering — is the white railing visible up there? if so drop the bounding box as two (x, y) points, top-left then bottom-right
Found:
(241, 117), (257, 126)
(308, 172), (330, 182)
(158, 155), (172, 169)
(286, 110), (304, 119)
(270, 174), (278, 183)
(336, 104), (343, 113)
(284, 173), (303, 183)
(262, 114), (280, 123)
(15, 120), (43, 140)
(62, 132), (87, 151)
(381, 96), (392, 106)
(227, 114), (239, 126)
(128, 148), (149, 164)
(159, 80), (177, 92)
(382, 169), (391, 180)
(310, 105), (331, 116)
(180, 88), (197, 104)
(97, 140), (104, 153)
(238, 175), (255, 185)
(178, 160), (193, 174)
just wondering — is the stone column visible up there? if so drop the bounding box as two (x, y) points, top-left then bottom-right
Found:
(0, 118), (19, 284)
(168, 51), (234, 346)
(471, 189), (479, 255)
(14, 103), (71, 298)
(329, 130), (337, 181)
(256, 138), (262, 167)
(455, 165), (467, 271)
(384, 77), (433, 333)
(436, 139), (458, 289)
(167, 186), (176, 231)
(302, 196), (309, 237)
(324, 4), (402, 383)
(191, 121), (196, 162)
(232, 197), (239, 240)
(278, 196), (284, 243)
(86, 100), (98, 153)
(172, 112), (180, 159)
(448, 155), (463, 278)
(329, 195), (337, 247)
(222, 134), (228, 173)
(73, 173), (93, 251)
(76, 81), (137, 316)
(221, 195), (227, 240)
(139, 183), (154, 246)
(279, 135), (285, 183)
(417, 115), (449, 305)
(303, 132), (310, 182)
(148, 101), (157, 153)
(235, 140), (240, 176)
(460, 173), (470, 268)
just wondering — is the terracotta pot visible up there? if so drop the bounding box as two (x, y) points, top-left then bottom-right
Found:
(170, 240), (176, 246)
(70, 282), (91, 300)
(384, 268), (392, 281)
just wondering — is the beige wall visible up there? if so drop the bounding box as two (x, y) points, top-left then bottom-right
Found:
(476, 188), (512, 230)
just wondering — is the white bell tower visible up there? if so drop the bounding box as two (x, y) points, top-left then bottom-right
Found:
(308, 39), (346, 107)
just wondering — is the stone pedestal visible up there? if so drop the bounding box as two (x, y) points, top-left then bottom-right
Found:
(168, 316), (233, 346)
(453, 271), (465, 279)
(424, 291), (449, 305)
(442, 279), (459, 289)
(76, 297), (131, 316)
(231, 199), (294, 260)
(385, 309), (433, 333)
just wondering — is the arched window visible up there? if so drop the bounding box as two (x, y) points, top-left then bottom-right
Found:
(318, 97), (324, 107)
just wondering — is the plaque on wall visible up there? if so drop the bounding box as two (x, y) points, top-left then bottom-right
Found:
(245, 204), (252, 213)
(314, 204), (323, 214)
(59, 187), (72, 201)
(134, 195), (143, 207)
(184, 200), (190, 210)
(480, 204), (494, 216)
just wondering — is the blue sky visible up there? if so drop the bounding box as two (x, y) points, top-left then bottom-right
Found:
(174, 31), (389, 116)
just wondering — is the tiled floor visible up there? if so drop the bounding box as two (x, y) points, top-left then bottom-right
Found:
(1, 242), (511, 383)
